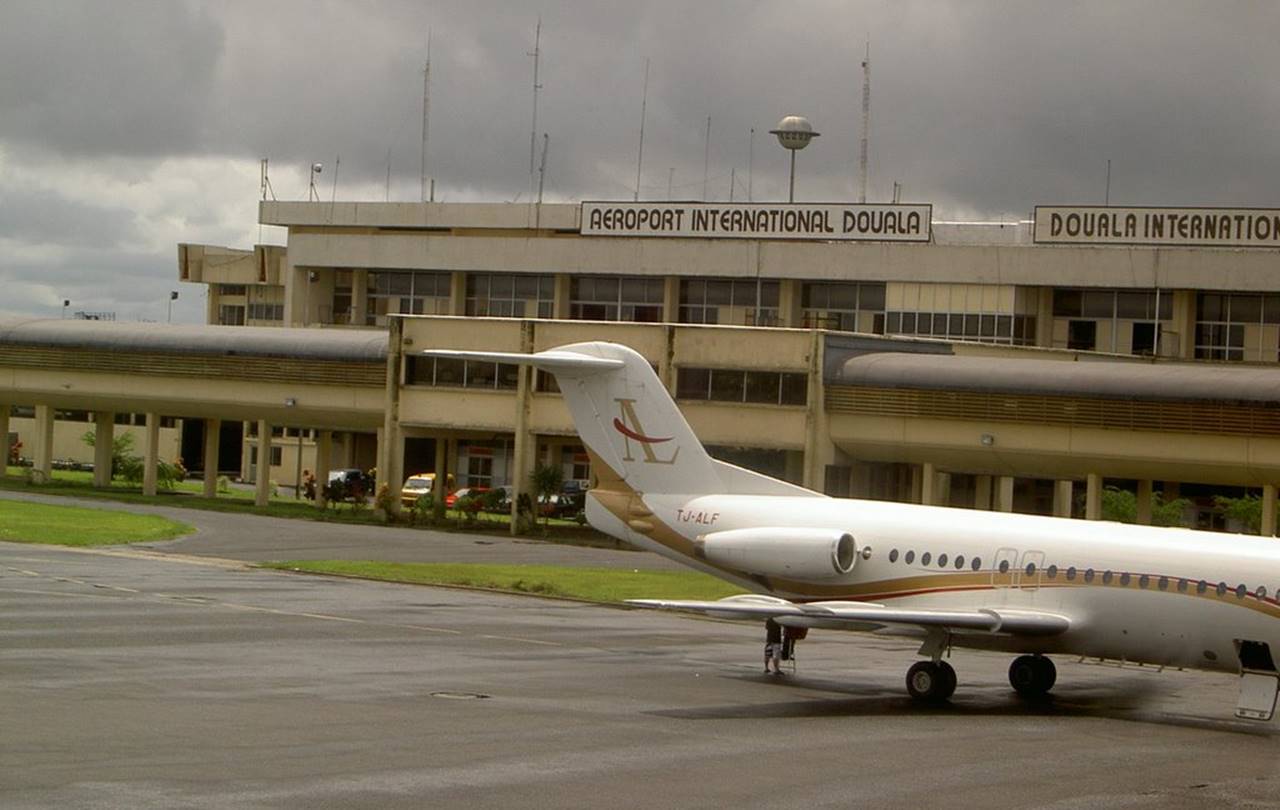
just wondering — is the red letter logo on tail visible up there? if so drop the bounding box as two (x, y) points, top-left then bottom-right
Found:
(613, 398), (679, 465)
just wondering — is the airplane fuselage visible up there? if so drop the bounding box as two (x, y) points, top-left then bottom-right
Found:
(594, 493), (1280, 674)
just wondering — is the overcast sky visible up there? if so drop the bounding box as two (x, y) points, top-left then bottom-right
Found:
(1, 0), (1277, 323)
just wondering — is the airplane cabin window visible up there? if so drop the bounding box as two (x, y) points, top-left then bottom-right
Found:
(1158, 576), (1169, 590)
(1178, 579), (1189, 592)
(998, 560), (1010, 574)
(1025, 563), (1036, 576)
(904, 550), (915, 564)
(1047, 564), (1058, 578)
(1139, 574), (1150, 589)
(1066, 566), (1077, 581)
(1196, 580), (1208, 594)
(937, 554), (948, 568)
(1257, 586), (1269, 600)
(954, 555), (965, 570)
(921, 552), (932, 566)
(971, 557), (982, 571)
(1119, 573), (1131, 587)
(889, 549), (899, 563)
(1084, 569), (1095, 583)
(1102, 570), (1113, 585)
(1216, 582), (1228, 597)
(1235, 584), (1247, 599)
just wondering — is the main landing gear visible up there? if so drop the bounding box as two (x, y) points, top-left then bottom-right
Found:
(905, 660), (957, 703)
(903, 655), (1057, 704)
(1008, 654), (1056, 699)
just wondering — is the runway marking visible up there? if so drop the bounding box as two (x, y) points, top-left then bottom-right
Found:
(479, 633), (562, 647)
(388, 623), (463, 635)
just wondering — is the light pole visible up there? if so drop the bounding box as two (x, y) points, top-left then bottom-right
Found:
(167, 291), (178, 323)
(308, 163), (323, 202)
(769, 116), (820, 203)
(61, 299), (70, 319)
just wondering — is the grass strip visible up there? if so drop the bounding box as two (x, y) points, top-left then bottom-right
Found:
(0, 500), (194, 546)
(260, 560), (745, 604)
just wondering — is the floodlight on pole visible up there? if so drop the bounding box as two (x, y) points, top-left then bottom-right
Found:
(167, 290), (179, 323)
(769, 116), (820, 203)
(309, 163), (323, 201)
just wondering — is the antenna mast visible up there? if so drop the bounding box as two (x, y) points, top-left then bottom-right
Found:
(528, 18), (543, 186)
(702, 116), (711, 201)
(859, 38), (870, 203)
(633, 58), (649, 202)
(420, 31), (432, 202)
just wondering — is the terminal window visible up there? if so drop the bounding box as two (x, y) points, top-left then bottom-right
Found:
(367, 270), (451, 325)
(676, 367), (807, 406)
(801, 282), (886, 333)
(569, 276), (664, 322)
(466, 273), (554, 318)
(679, 279), (779, 326)
(1195, 293), (1280, 362)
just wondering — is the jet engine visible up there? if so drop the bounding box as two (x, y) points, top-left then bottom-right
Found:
(694, 527), (857, 581)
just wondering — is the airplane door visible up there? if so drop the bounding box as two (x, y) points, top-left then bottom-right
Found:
(1019, 550), (1046, 591)
(992, 547), (1019, 589)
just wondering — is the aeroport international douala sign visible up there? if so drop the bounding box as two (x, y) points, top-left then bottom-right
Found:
(580, 201), (932, 242)
(1035, 206), (1280, 248)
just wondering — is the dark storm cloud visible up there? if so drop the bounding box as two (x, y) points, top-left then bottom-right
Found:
(0, 1), (223, 157)
(2, 1), (1279, 322)
(4, 1), (1278, 212)
(0, 186), (141, 248)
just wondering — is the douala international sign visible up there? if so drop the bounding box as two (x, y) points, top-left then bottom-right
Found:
(1035, 206), (1280, 248)
(581, 201), (932, 242)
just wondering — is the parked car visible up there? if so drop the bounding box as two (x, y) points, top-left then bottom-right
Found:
(327, 468), (373, 500)
(481, 486), (512, 513)
(400, 472), (455, 508)
(446, 486), (489, 509)
(538, 485), (587, 519)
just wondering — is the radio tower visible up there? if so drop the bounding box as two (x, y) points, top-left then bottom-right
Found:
(859, 39), (870, 203)
(420, 31), (432, 202)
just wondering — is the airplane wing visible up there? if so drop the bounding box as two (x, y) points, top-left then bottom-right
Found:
(626, 594), (1070, 637)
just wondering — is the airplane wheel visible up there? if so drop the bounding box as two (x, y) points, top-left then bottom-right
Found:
(1009, 655), (1056, 698)
(906, 660), (956, 703)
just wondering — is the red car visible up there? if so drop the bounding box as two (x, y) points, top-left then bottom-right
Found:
(445, 486), (489, 509)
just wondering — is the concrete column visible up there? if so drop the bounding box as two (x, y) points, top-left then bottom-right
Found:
(0, 404), (9, 470)
(352, 269), (370, 326)
(1136, 479), (1154, 525)
(553, 273), (572, 319)
(1034, 287), (1054, 348)
(1085, 473), (1102, 520)
(142, 412), (160, 496)
(777, 279), (803, 328)
(662, 276), (680, 323)
(93, 412), (114, 488)
(920, 462), (938, 505)
(510, 321), (535, 533)
(434, 437), (448, 508)
(936, 473), (952, 507)
(379, 315), (405, 516)
(1053, 480), (1074, 518)
(974, 475), (993, 511)
(1263, 484), (1277, 538)
(910, 465), (923, 504)
(202, 418), (221, 499)
(1171, 289), (1196, 360)
(447, 438), (458, 487)
(34, 405), (54, 481)
(314, 430), (332, 509)
(995, 476), (1015, 513)
(255, 419), (271, 507)
(802, 330), (830, 490)
(282, 263), (308, 327)
(449, 271), (466, 315)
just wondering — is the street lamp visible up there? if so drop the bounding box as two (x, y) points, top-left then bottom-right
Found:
(61, 299), (70, 319)
(167, 290), (179, 323)
(308, 163), (323, 201)
(769, 116), (820, 203)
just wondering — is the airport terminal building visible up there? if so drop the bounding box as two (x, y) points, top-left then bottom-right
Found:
(7, 199), (1280, 532)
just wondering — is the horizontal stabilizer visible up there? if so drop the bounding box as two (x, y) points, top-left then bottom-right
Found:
(422, 348), (624, 375)
(627, 596), (1070, 636)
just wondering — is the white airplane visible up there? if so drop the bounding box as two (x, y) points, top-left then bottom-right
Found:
(426, 341), (1280, 720)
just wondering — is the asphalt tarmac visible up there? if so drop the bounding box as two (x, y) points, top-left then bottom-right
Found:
(2, 493), (1279, 808)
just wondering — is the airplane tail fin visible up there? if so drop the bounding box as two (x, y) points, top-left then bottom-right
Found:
(424, 342), (731, 496)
